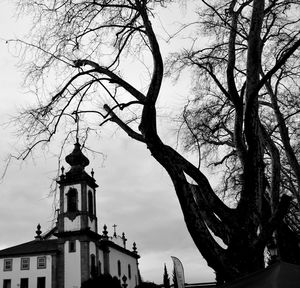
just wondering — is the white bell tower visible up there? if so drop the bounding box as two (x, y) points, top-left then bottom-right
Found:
(56, 142), (100, 288)
(57, 141), (98, 234)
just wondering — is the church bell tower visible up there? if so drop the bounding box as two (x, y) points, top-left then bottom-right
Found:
(56, 141), (100, 288)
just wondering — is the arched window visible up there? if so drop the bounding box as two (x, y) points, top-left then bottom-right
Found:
(117, 260), (121, 277)
(67, 188), (77, 212)
(128, 264), (131, 279)
(88, 190), (94, 215)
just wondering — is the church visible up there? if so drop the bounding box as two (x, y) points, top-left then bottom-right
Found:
(0, 142), (141, 288)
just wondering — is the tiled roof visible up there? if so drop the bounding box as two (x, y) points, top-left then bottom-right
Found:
(0, 239), (59, 257)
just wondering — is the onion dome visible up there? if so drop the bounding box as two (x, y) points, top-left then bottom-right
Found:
(65, 142), (89, 173)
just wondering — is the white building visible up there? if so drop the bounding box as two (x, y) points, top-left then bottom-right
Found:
(0, 142), (140, 288)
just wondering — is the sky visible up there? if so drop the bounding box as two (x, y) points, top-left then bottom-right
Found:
(0, 0), (216, 284)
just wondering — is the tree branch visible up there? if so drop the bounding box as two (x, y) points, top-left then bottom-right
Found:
(103, 104), (145, 143)
(73, 59), (146, 103)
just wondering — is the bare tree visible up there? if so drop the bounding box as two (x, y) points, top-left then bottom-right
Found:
(169, 0), (300, 268)
(9, 0), (300, 283)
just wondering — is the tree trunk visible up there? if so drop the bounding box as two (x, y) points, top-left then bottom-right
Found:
(148, 142), (267, 283)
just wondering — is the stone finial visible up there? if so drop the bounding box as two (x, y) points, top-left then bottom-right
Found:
(91, 168), (95, 178)
(122, 232), (127, 248)
(132, 242), (138, 254)
(35, 224), (42, 240)
(102, 224), (109, 239)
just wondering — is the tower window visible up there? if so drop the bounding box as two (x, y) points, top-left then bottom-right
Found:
(37, 256), (46, 269)
(88, 190), (94, 215)
(67, 188), (78, 212)
(69, 240), (76, 253)
(21, 258), (30, 270)
(3, 259), (12, 271)
(117, 260), (121, 277)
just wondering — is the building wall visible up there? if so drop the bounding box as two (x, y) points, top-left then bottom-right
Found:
(108, 247), (139, 288)
(64, 240), (81, 288)
(0, 255), (52, 288)
(64, 217), (81, 231)
(88, 218), (96, 233)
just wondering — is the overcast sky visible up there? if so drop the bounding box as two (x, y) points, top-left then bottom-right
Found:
(0, 1), (216, 284)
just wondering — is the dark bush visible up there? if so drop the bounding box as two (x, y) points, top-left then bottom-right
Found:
(81, 274), (122, 288)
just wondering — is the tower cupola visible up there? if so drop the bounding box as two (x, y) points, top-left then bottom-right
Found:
(65, 141), (89, 174)
(59, 141), (97, 188)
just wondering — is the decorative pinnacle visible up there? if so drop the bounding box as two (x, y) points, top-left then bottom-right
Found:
(91, 168), (95, 178)
(102, 224), (109, 239)
(35, 224), (42, 240)
(132, 242), (138, 254)
(122, 232), (127, 248)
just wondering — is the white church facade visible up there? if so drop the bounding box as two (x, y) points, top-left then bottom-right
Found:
(0, 142), (140, 288)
